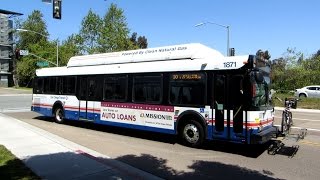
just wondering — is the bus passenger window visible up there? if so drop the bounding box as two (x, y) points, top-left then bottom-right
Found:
(133, 75), (162, 103)
(43, 77), (57, 94)
(34, 78), (44, 94)
(62, 76), (76, 94)
(104, 76), (127, 101)
(169, 72), (206, 106)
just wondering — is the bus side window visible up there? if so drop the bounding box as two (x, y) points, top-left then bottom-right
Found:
(104, 76), (128, 101)
(43, 77), (57, 94)
(88, 79), (95, 98)
(34, 77), (44, 94)
(169, 72), (206, 106)
(78, 77), (87, 100)
(62, 76), (76, 95)
(87, 76), (102, 101)
(133, 75), (162, 103)
(170, 84), (205, 106)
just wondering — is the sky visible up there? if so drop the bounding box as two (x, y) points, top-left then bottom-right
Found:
(1, 0), (320, 59)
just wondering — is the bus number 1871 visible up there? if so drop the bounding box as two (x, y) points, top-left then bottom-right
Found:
(223, 62), (236, 68)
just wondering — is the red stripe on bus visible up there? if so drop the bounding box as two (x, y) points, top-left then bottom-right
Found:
(101, 102), (174, 112)
(206, 118), (273, 128)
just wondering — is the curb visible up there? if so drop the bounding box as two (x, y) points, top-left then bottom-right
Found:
(3, 87), (32, 91)
(0, 113), (162, 180)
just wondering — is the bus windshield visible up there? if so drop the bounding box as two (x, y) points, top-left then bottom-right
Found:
(251, 57), (272, 108)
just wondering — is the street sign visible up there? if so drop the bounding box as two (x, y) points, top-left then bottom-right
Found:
(19, 50), (29, 56)
(36, 61), (49, 67)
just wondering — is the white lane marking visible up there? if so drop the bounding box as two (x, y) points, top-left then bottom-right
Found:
(275, 116), (320, 122)
(274, 107), (320, 113)
(0, 108), (30, 113)
(0, 94), (32, 96)
(274, 125), (320, 132)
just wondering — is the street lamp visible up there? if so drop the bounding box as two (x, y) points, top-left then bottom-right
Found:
(16, 28), (59, 66)
(195, 21), (230, 56)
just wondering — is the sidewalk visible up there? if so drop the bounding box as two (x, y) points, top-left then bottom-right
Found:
(0, 113), (162, 180)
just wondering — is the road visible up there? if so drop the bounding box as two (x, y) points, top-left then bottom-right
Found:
(3, 110), (320, 180)
(274, 109), (320, 134)
(1, 89), (320, 179)
(0, 88), (31, 112)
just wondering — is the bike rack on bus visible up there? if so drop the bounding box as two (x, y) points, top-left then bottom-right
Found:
(267, 98), (308, 157)
(267, 129), (307, 157)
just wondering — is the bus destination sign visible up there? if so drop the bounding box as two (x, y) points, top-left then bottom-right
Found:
(171, 73), (203, 81)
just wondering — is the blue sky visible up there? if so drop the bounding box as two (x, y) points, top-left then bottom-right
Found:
(1, 0), (319, 59)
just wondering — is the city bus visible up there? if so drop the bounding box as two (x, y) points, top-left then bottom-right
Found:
(31, 43), (277, 147)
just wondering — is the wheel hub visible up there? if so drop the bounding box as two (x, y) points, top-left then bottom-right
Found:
(183, 124), (199, 144)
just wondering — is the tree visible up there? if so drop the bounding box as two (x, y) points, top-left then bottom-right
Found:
(15, 42), (49, 86)
(137, 36), (148, 49)
(17, 10), (48, 49)
(271, 48), (320, 91)
(15, 10), (50, 87)
(79, 9), (102, 54)
(281, 47), (302, 68)
(256, 49), (271, 60)
(311, 49), (320, 59)
(98, 3), (133, 52)
(130, 32), (148, 49)
(59, 34), (82, 66)
(77, 3), (148, 53)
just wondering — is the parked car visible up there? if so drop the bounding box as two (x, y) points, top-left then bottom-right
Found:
(294, 85), (320, 98)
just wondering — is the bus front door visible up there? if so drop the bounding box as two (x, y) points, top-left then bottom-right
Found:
(228, 75), (246, 142)
(78, 76), (95, 121)
(213, 74), (230, 140)
(213, 74), (246, 142)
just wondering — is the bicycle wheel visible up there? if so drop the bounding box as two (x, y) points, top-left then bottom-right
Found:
(286, 115), (292, 134)
(288, 111), (293, 126)
(281, 112), (289, 134)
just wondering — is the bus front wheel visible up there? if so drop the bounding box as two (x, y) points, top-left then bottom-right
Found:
(54, 107), (64, 124)
(180, 119), (204, 148)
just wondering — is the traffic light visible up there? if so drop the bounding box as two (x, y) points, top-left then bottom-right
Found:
(230, 48), (235, 56)
(53, 0), (62, 19)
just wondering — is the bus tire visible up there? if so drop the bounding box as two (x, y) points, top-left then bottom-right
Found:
(54, 106), (64, 124)
(180, 119), (204, 148)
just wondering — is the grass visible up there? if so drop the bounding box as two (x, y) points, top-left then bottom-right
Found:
(0, 145), (40, 180)
(272, 92), (320, 109)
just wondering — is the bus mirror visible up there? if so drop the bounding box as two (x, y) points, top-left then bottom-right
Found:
(247, 55), (256, 68)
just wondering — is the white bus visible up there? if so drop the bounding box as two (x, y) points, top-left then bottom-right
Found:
(31, 43), (277, 147)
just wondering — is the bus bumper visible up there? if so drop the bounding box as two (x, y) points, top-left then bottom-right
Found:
(250, 126), (278, 144)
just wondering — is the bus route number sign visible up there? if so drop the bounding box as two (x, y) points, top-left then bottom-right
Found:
(171, 73), (203, 80)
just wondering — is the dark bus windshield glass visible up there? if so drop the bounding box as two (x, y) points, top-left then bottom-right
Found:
(251, 57), (272, 108)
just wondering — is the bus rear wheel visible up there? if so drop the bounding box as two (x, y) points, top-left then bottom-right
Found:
(180, 119), (204, 148)
(54, 107), (64, 124)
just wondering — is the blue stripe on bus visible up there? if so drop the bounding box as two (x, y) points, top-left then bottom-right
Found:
(32, 106), (53, 117)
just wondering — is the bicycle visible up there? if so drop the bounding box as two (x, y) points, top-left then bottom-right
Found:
(281, 98), (295, 135)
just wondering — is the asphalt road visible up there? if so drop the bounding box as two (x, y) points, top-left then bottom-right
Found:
(1, 88), (320, 179)
(274, 109), (320, 134)
(0, 88), (32, 112)
(4, 110), (320, 180)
